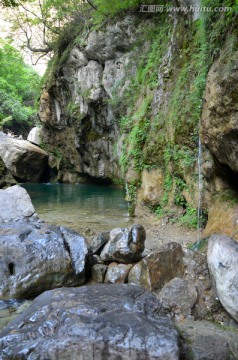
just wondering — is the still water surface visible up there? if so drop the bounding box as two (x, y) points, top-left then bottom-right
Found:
(22, 183), (132, 234)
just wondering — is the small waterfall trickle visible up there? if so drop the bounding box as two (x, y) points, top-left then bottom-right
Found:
(196, 136), (203, 249)
(125, 182), (131, 214)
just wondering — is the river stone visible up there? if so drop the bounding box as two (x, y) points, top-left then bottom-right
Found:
(0, 131), (48, 182)
(157, 278), (198, 319)
(0, 284), (180, 359)
(0, 220), (91, 299)
(178, 319), (238, 360)
(104, 262), (132, 284)
(0, 185), (35, 222)
(90, 231), (110, 255)
(207, 234), (238, 322)
(92, 264), (107, 283)
(128, 242), (184, 291)
(100, 224), (146, 263)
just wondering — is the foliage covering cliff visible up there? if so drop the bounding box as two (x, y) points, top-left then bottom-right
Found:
(38, 0), (238, 227)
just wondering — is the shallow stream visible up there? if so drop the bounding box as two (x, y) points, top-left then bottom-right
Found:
(22, 183), (133, 235)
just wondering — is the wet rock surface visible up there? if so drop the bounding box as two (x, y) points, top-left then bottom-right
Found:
(0, 132), (48, 182)
(0, 220), (91, 299)
(207, 234), (238, 322)
(0, 284), (180, 360)
(100, 224), (146, 263)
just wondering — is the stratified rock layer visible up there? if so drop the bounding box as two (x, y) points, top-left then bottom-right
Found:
(0, 284), (180, 360)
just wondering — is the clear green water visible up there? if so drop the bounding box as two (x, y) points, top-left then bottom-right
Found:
(22, 183), (132, 234)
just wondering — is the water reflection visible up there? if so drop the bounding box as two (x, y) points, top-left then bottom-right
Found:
(22, 183), (132, 234)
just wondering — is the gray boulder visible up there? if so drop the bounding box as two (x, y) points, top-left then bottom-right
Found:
(128, 242), (184, 291)
(157, 277), (198, 319)
(207, 234), (238, 322)
(100, 224), (146, 263)
(0, 220), (91, 299)
(178, 319), (238, 360)
(0, 131), (47, 182)
(0, 185), (35, 222)
(0, 284), (180, 359)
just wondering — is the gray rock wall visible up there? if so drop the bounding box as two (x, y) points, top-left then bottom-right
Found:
(39, 16), (141, 182)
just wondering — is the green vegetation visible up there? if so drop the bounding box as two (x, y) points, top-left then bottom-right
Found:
(114, 0), (238, 225)
(0, 41), (40, 134)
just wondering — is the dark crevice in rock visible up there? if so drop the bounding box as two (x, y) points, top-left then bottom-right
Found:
(8, 263), (15, 276)
(61, 232), (71, 258)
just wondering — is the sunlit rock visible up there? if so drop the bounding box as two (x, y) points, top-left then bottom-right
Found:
(207, 234), (238, 322)
(27, 126), (42, 145)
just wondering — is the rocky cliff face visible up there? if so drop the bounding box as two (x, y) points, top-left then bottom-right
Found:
(39, 16), (142, 182)
(39, 8), (238, 225)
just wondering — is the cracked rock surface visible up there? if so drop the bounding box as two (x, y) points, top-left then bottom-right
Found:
(0, 284), (179, 360)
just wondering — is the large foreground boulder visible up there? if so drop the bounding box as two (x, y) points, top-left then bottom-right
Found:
(0, 185), (35, 222)
(0, 132), (47, 182)
(0, 220), (91, 299)
(207, 234), (238, 322)
(0, 284), (180, 359)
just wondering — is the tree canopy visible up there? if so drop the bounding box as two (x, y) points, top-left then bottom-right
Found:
(0, 41), (40, 134)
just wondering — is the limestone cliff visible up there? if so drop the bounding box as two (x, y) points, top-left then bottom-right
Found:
(39, 6), (238, 225)
(39, 16), (141, 183)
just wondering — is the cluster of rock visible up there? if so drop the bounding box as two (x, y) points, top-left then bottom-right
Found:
(91, 228), (185, 294)
(0, 185), (238, 359)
